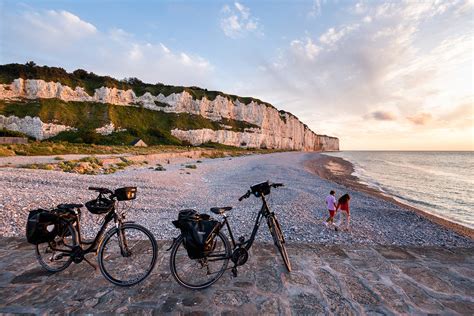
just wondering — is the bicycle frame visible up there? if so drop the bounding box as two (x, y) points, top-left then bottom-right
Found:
(210, 194), (273, 260)
(48, 207), (125, 256)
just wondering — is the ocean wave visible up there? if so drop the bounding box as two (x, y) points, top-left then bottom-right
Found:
(384, 160), (473, 184)
(330, 151), (474, 229)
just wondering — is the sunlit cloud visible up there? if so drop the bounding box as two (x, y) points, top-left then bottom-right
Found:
(238, 0), (473, 150)
(407, 113), (433, 125)
(220, 2), (263, 38)
(370, 111), (397, 121)
(0, 1), (472, 150)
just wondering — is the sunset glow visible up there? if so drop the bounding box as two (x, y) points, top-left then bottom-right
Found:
(1, 0), (472, 150)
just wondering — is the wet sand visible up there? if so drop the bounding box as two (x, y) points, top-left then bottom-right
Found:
(304, 154), (474, 239)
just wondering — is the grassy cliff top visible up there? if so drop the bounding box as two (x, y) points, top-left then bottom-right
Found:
(0, 62), (277, 108)
(0, 98), (260, 146)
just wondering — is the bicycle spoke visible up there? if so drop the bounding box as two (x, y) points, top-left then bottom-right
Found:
(171, 232), (230, 289)
(99, 224), (157, 286)
(36, 220), (75, 272)
(268, 215), (292, 272)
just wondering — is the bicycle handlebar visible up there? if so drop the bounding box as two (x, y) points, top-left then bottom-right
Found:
(238, 182), (284, 201)
(238, 191), (251, 201)
(88, 187), (113, 194)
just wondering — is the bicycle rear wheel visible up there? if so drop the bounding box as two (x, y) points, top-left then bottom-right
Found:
(36, 219), (76, 272)
(267, 215), (291, 272)
(98, 223), (158, 286)
(170, 231), (231, 289)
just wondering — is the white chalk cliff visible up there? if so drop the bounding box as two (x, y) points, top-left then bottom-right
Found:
(0, 78), (339, 151)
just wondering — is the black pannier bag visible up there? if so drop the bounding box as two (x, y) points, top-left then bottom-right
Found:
(26, 209), (59, 245)
(172, 209), (220, 259)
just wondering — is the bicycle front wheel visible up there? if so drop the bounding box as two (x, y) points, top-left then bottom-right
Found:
(267, 215), (292, 272)
(36, 219), (76, 272)
(98, 223), (158, 286)
(170, 231), (231, 289)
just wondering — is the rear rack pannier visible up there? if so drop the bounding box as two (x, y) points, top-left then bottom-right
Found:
(114, 187), (137, 201)
(26, 209), (59, 245)
(172, 209), (220, 259)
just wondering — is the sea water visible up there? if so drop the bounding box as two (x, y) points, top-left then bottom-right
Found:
(325, 151), (474, 229)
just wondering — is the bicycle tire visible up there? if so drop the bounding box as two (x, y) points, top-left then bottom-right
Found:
(170, 231), (231, 290)
(36, 219), (76, 272)
(267, 215), (292, 272)
(98, 223), (158, 286)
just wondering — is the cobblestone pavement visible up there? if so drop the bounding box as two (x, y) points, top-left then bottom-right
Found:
(0, 238), (472, 315)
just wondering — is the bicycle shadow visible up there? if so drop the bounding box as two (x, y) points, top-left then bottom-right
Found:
(10, 268), (54, 284)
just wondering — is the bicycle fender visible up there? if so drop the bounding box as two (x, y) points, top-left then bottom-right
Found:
(166, 236), (181, 251)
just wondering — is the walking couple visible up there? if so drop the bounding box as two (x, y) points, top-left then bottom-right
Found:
(325, 190), (351, 232)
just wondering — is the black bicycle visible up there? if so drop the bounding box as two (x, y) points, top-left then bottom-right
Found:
(169, 181), (291, 289)
(34, 187), (158, 286)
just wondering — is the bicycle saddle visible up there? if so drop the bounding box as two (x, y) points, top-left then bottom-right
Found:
(57, 203), (84, 209)
(210, 206), (232, 215)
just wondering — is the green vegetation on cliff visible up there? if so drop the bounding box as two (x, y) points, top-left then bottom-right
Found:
(0, 62), (274, 107)
(0, 128), (30, 138)
(0, 98), (259, 145)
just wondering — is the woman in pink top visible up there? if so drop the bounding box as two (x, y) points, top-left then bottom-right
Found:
(336, 194), (351, 231)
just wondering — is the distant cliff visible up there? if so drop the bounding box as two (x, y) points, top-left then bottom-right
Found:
(0, 63), (339, 151)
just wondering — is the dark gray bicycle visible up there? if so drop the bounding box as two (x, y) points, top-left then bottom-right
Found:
(33, 187), (158, 286)
(169, 181), (291, 289)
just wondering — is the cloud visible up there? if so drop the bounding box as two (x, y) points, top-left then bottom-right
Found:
(220, 2), (263, 38)
(319, 24), (359, 46)
(289, 38), (320, 61)
(370, 111), (397, 121)
(407, 113), (433, 125)
(5, 9), (97, 51)
(1, 8), (214, 87)
(238, 0), (473, 149)
(308, 0), (325, 17)
(437, 101), (474, 128)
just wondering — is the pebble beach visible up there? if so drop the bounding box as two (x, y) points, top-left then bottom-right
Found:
(0, 151), (472, 247)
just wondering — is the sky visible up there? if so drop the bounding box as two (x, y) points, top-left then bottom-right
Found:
(0, 0), (473, 150)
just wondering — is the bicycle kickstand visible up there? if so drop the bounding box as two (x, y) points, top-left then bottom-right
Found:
(231, 266), (238, 277)
(84, 256), (97, 271)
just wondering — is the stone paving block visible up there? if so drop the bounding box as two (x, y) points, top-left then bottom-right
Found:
(427, 265), (474, 298)
(317, 245), (349, 260)
(289, 292), (326, 314)
(406, 247), (469, 263)
(391, 276), (446, 313)
(314, 268), (357, 314)
(374, 245), (416, 260)
(440, 299), (474, 315)
(343, 274), (380, 307)
(371, 281), (412, 314)
(396, 263), (456, 294)
(452, 265), (474, 279)
(257, 296), (284, 315)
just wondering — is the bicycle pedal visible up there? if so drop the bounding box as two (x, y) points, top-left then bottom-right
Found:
(231, 267), (238, 277)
